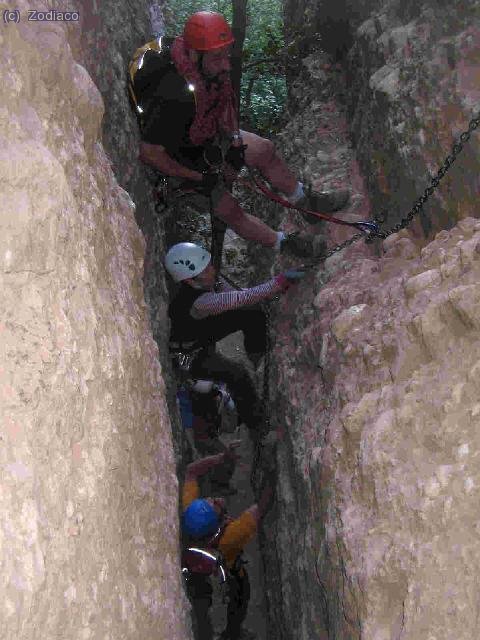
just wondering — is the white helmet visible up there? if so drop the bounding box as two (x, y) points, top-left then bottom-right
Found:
(164, 242), (211, 282)
(191, 379), (215, 393)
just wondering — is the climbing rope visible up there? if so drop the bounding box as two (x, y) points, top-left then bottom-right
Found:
(239, 168), (380, 236)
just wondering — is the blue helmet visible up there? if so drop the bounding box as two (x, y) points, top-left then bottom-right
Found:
(182, 499), (219, 538)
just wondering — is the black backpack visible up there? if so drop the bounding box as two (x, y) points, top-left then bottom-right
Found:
(181, 525), (228, 586)
(128, 37), (175, 130)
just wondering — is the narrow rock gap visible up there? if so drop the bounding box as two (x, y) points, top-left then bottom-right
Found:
(3, 2), (479, 639)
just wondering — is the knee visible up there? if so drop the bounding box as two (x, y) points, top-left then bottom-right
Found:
(252, 137), (276, 168)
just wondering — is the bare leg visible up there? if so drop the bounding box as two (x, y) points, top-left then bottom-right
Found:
(213, 190), (277, 246)
(241, 130), (297, 196)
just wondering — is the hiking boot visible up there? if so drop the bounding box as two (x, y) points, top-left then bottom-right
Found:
(280, 231), (327, 259)
(297, 187), (350, 224)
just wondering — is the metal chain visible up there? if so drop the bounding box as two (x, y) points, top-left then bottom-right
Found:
(379, 112), (480, 239)
(262, 302), (272, 432)
(298, 110), (479, 271)
(228, 110), (479, 475)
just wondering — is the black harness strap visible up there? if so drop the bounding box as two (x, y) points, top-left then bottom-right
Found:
(210, 212), (227, 273)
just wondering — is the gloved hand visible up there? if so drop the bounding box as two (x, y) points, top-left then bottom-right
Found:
(198, 170), (220, 196)
(225, 144), (247, 171)
(275, 269), (306, 292)
(283, 269), (305, 283)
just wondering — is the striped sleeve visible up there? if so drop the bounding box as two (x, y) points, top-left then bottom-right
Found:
(190, 276), (286, 319)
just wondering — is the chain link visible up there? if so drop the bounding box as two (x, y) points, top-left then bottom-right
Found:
(231, 110), (478, 475)
(298, 110), (479, 270)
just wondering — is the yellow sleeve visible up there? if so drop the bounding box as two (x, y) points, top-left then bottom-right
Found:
(218, 511), (257, 568)
(182, 479), (200, 510)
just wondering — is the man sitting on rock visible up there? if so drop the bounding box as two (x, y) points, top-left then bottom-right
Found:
(129, 10), (350, 259)
(182, 445), (274, 640)
(166, 241), (304, 443)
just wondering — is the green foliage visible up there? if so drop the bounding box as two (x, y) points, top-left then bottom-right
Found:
(164, 0), (286, 135)
(241, 0), (286, 133)
(241, 75), (286, 134)
(165, 0), (232, 32)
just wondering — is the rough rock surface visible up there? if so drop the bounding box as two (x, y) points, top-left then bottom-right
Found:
(0, 5), (192, 639)
(60, 0), (185, 463)
(266, 215), (480, 639)
(284, 0), (480, 238)
(260, 1), (480, 638)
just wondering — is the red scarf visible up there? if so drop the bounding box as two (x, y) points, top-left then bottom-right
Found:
(171, 35), (238, 146)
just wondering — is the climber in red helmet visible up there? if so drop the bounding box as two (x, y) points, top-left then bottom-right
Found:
(130, 11), (350, 259)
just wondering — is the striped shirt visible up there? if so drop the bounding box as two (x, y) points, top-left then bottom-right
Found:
(190, 275), (286, 320)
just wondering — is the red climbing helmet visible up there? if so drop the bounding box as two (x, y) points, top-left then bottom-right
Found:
(183, 11), (234, 51)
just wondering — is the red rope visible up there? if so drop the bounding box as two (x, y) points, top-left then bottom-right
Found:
(238, 172), (359, 229)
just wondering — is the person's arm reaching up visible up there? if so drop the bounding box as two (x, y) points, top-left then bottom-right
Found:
(184, 441), (241, 482)
(246, 484), (275, 527)
(191, 277), (285, 319)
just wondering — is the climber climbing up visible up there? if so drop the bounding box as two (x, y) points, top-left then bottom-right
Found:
(177, 379), (238, 496)
(182, 446), (275, 640)
(128, 10), (350, 259)
(166, 241), (304, 442)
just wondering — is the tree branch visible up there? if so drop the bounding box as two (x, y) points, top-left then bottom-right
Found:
(243, 55), (286, 70)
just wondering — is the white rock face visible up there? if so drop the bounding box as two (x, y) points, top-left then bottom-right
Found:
(269, 217), (480, 640)
(0, 9), (192, 640)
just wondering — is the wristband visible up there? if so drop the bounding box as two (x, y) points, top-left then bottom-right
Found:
(274, 274), (291, 291)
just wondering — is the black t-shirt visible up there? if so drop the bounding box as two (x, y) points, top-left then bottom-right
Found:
(169, 285), (213, 347)
(133, 43), (206, 169)
(169, 284), (258, 350)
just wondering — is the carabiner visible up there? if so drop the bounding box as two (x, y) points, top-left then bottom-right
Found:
(203, 144), (224, 170)
(353, 220), (385, 239)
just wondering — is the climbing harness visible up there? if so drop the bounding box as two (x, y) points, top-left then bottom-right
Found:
(238, 167), (381, 238)
(182, 525), (229, 601)
(170, 340), (207, 377)
(182, 546), (227, 584)
(182, 519), (248, 609)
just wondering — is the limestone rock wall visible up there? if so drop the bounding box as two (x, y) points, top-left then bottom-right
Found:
(0, 3), (191, 639)
(267, 216), (480, 639)
(261, 1), (480, 638)
(60, 0), (184, 463)
(284, 0), (480, 238)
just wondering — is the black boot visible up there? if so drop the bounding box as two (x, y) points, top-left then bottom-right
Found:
(280, 232), (327, 259)
(296, 187), (350, 224)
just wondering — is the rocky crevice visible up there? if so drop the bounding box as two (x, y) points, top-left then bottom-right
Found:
(259, 1), (480, 638)
(2, 1), (480, 639)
